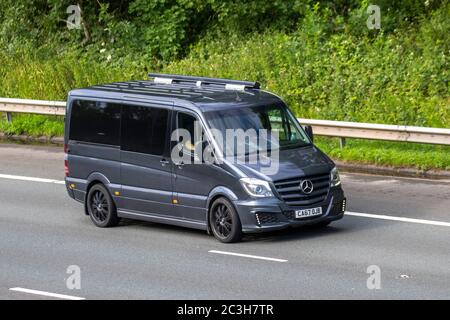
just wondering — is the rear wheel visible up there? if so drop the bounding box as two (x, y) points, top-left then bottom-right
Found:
(210, 197), (242, 243)
(87, 184), (119, 227)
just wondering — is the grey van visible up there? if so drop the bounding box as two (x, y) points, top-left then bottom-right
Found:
(64, 73), (346, 243)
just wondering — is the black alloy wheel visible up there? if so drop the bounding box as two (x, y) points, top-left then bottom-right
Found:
(210, 197), (242, 243)
(87, 184), (119, 227)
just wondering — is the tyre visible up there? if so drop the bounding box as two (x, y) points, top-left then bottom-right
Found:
(209, 197), (242, 243)
(86, 184), (119, 227)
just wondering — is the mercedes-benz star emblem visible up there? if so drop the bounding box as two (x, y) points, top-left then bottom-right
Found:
(300, 180), (314, 194)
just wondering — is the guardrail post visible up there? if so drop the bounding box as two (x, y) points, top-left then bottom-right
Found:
(339, 137), (346, 149)
(5, 112), (12, 123)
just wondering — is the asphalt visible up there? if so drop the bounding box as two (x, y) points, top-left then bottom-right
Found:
(0, 143), (449, 300)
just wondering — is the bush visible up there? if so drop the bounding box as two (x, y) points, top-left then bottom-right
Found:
(164, 3), (449, 127)
(0, 1), (448, 127)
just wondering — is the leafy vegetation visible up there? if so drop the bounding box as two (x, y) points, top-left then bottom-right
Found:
(0, 114), (64, 137)
(316, 137), (450, 171)
(0, 0), (448, 169)
(0, 114), (447, 170)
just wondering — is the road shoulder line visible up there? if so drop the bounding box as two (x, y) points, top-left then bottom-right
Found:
(0, 173), (64, 184)
(346, 211), (450, 227)
(209, 250), (288, 262)
(9, 287), (85, 300)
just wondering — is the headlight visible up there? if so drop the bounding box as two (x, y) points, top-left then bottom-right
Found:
(330, 167), (341, 187)
(240, 178), (274, 198)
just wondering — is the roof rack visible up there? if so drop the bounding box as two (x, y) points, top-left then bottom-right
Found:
(148, 73), (260, 91)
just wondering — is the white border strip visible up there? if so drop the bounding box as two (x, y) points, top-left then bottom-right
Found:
(9, 287), (85, 300)
(346, 211), (450, 227)
(209, 250), (288, 262)
(0, 173), (65, 184)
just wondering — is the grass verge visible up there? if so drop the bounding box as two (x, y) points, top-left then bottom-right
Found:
(0, 114), (448, 171)
(0, 114), (64, 137)
(316, 137), (450, 171)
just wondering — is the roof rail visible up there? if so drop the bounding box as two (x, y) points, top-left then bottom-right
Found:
(148, 73), (260, 90)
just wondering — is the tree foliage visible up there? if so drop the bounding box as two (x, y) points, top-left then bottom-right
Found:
(0, 0), (445, 59)
(0, 0), (448, 127)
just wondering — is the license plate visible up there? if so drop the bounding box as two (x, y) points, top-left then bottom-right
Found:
(295, 207), (322, 219)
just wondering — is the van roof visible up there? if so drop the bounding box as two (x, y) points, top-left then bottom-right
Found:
(68, 73), (282, 112)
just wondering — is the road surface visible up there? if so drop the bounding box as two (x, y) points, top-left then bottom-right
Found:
(0, 143), (449, 299)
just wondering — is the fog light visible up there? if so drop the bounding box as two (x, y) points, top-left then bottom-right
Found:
(255, 213), (261, 226)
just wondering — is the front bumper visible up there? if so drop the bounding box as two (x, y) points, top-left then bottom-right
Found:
(234, 187), (346, 233)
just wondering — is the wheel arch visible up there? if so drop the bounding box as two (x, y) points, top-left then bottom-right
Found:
(205, 186), (238, 234)
(83, 173), (112, 215)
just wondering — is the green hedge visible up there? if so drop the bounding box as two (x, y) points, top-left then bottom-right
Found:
(0, 1), (448, 170)
(0, 2), (447, 127)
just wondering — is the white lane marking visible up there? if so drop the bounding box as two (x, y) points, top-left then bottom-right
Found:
(9, 287), (85, 300)
(340, 173), (450, 184)
(1, 173), (449, 228)
(346, 211), (450, 227)
(0, 173), (65, 184)
(209, 250), (288, 263)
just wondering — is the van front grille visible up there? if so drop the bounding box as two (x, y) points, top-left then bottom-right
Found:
(274, 173), (330, 206)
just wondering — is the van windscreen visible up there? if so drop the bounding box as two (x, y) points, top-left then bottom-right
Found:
(203, 103), (311, 157)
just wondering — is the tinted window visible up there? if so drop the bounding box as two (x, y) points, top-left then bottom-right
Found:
(121, 105), (169, 155)
(176, 112), (210, 162)
(177, 112), (198, 155)
(69, 100), (121, 145)
(204, 103), (310, 156)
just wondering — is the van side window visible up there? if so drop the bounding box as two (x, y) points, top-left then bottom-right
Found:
(121, 105), (169, 155)
(69, 100), (121, 145)
(177, 112), (198, 154)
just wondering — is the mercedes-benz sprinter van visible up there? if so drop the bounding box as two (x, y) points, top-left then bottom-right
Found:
(64, 73), (346, 243)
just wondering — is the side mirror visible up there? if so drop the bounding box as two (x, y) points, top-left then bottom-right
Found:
(304, 125), (314, 143)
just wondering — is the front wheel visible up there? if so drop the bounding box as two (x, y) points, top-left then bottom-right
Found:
(87, 184), (119, 228)
(209, 197), (243, 243)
